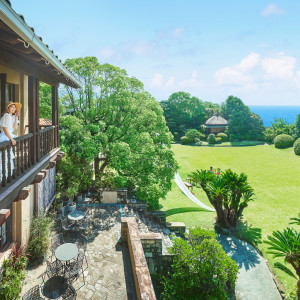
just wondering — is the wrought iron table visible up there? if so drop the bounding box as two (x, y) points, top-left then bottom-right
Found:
(68, 210), (85, 222)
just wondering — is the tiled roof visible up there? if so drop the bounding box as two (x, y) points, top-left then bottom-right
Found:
(205, 114), (228, 126)
(2, 0), (80, 87)
(39, 118), (52, 126)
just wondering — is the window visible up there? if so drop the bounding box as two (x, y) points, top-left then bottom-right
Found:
(0, 221), (7, 249)
(6, 83), (15, 101)
(0, 207), (11, 252)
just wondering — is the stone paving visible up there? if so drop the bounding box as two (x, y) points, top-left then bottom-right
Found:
(21, 205), (136, 300)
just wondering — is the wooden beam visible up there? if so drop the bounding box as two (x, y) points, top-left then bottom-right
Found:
(0, 73), (6, 114)
(35, 78), (40, 161)
(15, 187), (31, 201)
(52, 86), (58, 147)
(28, 76), (37, 164)
(0, 48), (60, 87)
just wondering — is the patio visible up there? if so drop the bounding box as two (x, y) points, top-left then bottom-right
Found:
(21, 205), (137, 300)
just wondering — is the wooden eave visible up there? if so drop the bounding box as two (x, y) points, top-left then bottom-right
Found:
(0, 1), (81, 88)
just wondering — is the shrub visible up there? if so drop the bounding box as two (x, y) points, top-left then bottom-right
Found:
(207, 133), (216, 144)
(194, 138), (200, 143)
(274, 134), (294, 149)
(0, 254), (27, 299)
(162, 227), (238, 300)
(294, 138), (300, 155)
(180, 136), (192, 145)
(215, 137), (222, 144)
(185, 129), (203, 142)
(26, 214), (52, 260)
(217, 132), (228, 142)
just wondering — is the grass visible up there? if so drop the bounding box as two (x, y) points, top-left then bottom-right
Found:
(195, 140), (266, 146)
(161, 144), (300, 293)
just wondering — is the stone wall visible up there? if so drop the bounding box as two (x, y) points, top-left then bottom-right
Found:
(121, 217), (156, 300)
(140, 233), (173, 275)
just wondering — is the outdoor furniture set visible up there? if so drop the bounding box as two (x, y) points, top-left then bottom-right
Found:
(23, 206), (90, 299)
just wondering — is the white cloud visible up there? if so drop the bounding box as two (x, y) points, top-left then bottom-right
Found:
(215, 53), (260, 85)
(260, 4), (286, 17)
(123, 40), (155, 57)
(165, 77), (175, 89)
(97, 47), (116, 60)
(172, 27), (184, 40)
(179, 70), (204, 88)
(151, 73), (163, 88)
(239, 53), (260, 72)
(261, 54), (296, 79)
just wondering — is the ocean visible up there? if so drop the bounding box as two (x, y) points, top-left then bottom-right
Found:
(249, 106), (300, 127)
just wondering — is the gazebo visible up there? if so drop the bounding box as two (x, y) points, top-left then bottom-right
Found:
(205, 113), (228, 134)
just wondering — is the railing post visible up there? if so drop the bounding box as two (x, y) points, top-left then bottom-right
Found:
(1, 147), (6, 187)
(52, 86), (59, 148)
(28, 77), (40, 165)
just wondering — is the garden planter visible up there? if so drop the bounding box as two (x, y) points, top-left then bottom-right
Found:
(62, 198), (71, 207)
(66, 202), (76, 213)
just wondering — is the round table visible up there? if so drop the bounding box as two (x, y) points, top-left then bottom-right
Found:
(68, 210), (85, 222)
(55, 243), (78, 262)
(42, 276), (68, 299)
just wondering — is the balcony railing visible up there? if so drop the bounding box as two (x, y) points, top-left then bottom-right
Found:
(0, 126), (57, 188)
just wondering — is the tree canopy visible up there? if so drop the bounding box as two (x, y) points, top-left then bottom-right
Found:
(160, 92), (209, 140)
(60, 57), (177, 209)
(162, 227), (238, 299)
(221, 96), (264, 141)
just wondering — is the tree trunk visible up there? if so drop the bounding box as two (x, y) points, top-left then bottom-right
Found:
(215, 203), (231, 228)
(94, 156), (100, 179)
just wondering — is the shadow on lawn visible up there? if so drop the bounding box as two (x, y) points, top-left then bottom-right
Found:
(234, 220), (262, 247)
(165, 207), (213, 217)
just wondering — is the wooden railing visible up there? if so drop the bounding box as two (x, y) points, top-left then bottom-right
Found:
(0, 126), (57, 189)
(40, 126), (55, 158)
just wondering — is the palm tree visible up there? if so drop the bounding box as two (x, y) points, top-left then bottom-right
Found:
(265, 226), (300, 299)
(189, 169), (254, 228)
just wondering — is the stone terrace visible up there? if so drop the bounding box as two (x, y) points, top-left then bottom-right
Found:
(21, 205), (175, 300)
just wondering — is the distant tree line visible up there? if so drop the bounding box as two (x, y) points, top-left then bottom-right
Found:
(160, 93), (264, 142)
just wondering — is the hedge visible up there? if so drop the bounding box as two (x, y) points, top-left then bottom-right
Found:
(274, 134), (294, 149)
(294, 138), (300, 155)
(207, 133), (216, 144)
(217, 133), (228, 142)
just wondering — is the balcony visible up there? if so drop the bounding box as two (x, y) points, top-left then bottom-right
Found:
(0, 125), (59, 207)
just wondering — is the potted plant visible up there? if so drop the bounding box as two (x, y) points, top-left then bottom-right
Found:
(66, 184), (79, 213)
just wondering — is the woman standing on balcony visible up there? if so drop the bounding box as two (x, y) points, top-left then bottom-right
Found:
(0, 101), (22, 181)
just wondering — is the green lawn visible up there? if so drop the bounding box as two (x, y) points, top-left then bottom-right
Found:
(161, 144), (300, 293)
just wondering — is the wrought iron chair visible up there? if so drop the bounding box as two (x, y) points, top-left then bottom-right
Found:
(62, 283), (77, 300)
(61, 218), (74, 233)
(75, 234), (88, 268)
(77, 218), (89, 231)
(64, 250), (85, 285)
(51, 233), (64, 255)
(43, 254), (64, 281)
(22, 285), (43, 300)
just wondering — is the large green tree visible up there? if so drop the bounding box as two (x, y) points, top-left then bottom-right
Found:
(39, 82), (65, 120)
(221, 96), (264, 141)
(295, 114), (300, 138)
(160, 92), (207, 140)
(61, 57), (177, 209)
(162, 227), (238, 299)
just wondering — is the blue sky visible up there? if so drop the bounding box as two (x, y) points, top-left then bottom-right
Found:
(11, 0), (300, 105)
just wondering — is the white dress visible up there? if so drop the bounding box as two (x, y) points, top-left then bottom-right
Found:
(0, 113), (17, 181)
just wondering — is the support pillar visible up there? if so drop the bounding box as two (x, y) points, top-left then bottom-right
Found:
(28, 76), (40, 164)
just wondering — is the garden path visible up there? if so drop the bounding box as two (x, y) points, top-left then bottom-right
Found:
(218, 235), (282, 300)
(21, 205), (136, 300)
